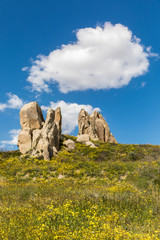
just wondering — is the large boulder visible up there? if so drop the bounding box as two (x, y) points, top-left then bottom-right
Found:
(78, 109), (117, 143)
(20, 102), (44, 130)
(63, 139), (75, 150)
(85, 141), (96, 148)
(17, 102), (62, 159)
(76, 134), (90, 143)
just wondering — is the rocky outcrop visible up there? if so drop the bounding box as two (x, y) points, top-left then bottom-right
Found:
(78, 109), (117, 143)
(17, 102), (117, 158)
(17, 102), (62, 160)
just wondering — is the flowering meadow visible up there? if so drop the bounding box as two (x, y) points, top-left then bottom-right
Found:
(1, 137), (160, 239)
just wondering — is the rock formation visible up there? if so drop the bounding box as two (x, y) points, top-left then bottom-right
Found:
(17, 102), (117, 158)
(78, 109), (117, 143)
(17, 102), (62, 159)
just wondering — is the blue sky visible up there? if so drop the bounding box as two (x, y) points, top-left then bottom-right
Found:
(0, 0), (160, 149)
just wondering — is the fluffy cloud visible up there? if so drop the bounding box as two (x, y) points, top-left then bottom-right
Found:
(1, 129), (21, 146)
(0, 93), (24, 111)
(41, 101), (100, 134)
(25, 22), (154, 93)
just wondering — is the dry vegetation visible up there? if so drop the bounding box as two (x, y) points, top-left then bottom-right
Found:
(1, 137), (160, 239)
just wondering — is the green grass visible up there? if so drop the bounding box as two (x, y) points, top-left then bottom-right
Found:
(1, 140), (160, 239)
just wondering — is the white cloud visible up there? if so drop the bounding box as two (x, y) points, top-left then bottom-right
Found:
(1, 129), (21, 146)
(41, 101), (100, 134)
(0, 103), (7, 111)
(25, 22), (154, 93)
(0, 93), (24, 111)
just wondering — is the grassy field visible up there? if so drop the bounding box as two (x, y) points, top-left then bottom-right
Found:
(1, 136), (160, 239)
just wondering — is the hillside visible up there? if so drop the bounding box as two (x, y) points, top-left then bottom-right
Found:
(1, 137), (160, 239)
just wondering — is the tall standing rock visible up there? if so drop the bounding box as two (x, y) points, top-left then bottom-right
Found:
(18, 102), (44, 154)
(17, 102), (62, 159)
(19, 101), (44, 130)
(78, 109), (117, 143)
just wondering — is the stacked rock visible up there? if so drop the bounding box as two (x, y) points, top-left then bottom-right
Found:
(17, 102), (62, 160)
(77, 109), (117, 143)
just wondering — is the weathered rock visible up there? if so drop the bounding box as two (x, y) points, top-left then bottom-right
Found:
(18, 128), (32, 154)
(32, 129), (41, 148)
(17, 102), (62, 160)
(20, 102), (44, 130)
(55, 107), (62, 135)
(108, 133), (117, 143)
(85, 141), (96, 148)
(76, 134), (90, 143)
(40, 109), (60, 159)
(78, 109), (91, 135)
(78, 109), (117, 143)
(63, 139), (75, 150)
